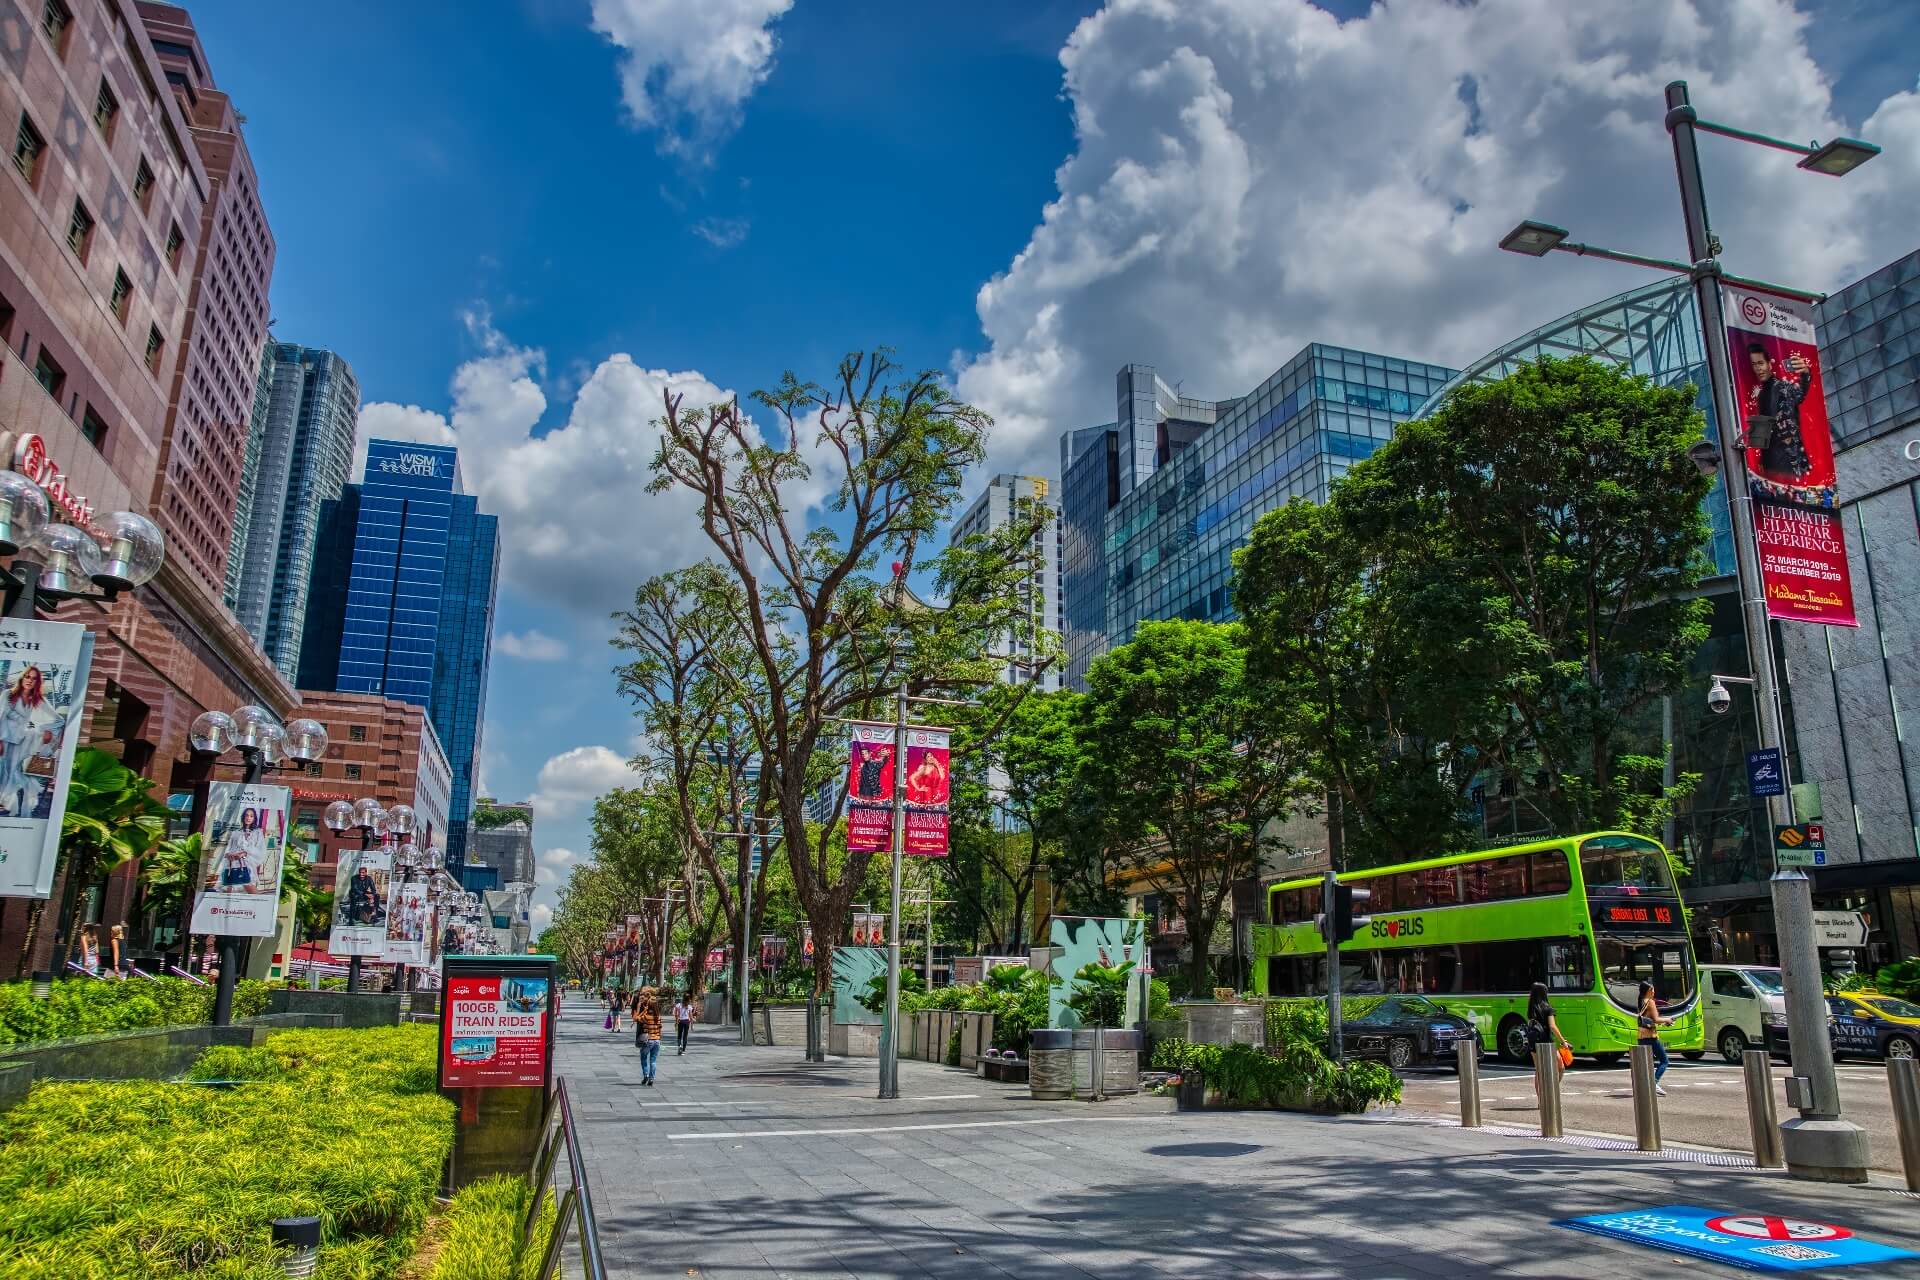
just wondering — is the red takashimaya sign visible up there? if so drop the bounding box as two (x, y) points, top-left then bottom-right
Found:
(1722, 283), (1857, 627)
(440, 973), (550, 1087)
(14, 434), (97, 529)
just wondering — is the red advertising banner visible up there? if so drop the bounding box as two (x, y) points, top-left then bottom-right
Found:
(845, 722), (895, 853)
(441, 974), (550, 1087)
(1722, 283), (1858, 627)
(903, 727), (950, 856)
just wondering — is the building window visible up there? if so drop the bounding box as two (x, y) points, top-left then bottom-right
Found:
(144, 325), (164, 374)
(13, 114), (46, 188)
(349, 724), (367, 742)
(39, 0), (71, 55)
(33, 346), (65, 400)
(93, 78), (118, 140)
(133, 157), (154, 209)
(344, 764), (362, 780)
(165, 221), (184, 269)
(109, 267), (131, 322)
(79, 404), (107, 450)
(66, 198), (94, 260)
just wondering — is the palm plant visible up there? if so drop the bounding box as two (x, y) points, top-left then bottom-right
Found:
(1067, 960), (1134, 1029)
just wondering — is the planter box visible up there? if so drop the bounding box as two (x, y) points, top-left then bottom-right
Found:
(1173, 1000), (1265, 1047)
(1029, 1031), (1073, 1100)
(1070, 1028), (1142, 1097)
(957, 1011), (995, 1069)
(763, 1002), (810, 1047)
(829, 1019), (881, 1058)
(267, 988), (403, 1029)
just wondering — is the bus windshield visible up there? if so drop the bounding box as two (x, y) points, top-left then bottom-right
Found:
(1598, 937), (1696, 1011)
(1580, 835), (1675, 894)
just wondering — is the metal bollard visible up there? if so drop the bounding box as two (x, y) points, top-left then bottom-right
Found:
(1457, 1038), (1481, 1127)
(1533, 1043), (1563, 1138)
(1743, 1049), (1784, 1168)
(1890, 1057), (1920, 1191)
(1629, 1042), (1663, 1152)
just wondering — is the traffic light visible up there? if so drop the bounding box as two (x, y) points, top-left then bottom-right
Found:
(1317, 871), (1372, 946)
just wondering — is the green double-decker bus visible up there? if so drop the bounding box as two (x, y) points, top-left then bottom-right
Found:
(1253, 832), (1704, 1064)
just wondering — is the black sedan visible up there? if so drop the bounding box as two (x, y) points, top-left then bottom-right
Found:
(1763, 994), (1920, 1062)
(1342, 995), (1480, 1070)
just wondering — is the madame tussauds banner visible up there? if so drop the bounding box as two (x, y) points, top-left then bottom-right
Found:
(1723, 283), (1858, 627)
(844, 721), (951, 856)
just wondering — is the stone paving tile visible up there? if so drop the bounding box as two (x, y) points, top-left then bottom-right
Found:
(555, 1003), (1920, 1278)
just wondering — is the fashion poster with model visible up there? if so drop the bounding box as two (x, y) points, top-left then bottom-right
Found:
(383, 876), (430, 965)
(1723, 283), (1858, 626)
(188, 783), (291, 936)
(0, 617), (89, 898)
(845, 721), (895, 852)
(328, 844), (392, 956)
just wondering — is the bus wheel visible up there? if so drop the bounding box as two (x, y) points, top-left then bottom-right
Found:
(1681, 1050), (1705, 1060)
(1592, 1053), (1623, 1068)
(1497, 1017), (1532, 1064)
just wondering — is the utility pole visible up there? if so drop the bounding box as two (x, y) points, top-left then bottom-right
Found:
(1665, 81), (1868, 1182)
(878, 676), (908, 1100)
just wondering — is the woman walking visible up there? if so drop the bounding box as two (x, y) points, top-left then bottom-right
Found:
(1638, 980), (1671, 1096)
(1527, 982), (1570, 1108)
(631, 987), (663, 1086)
(673, 994), (694, 1055)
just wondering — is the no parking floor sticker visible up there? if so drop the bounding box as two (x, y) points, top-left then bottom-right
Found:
(1556, 1205), (1917, 1271)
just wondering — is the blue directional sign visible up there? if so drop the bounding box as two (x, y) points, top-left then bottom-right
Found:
(1557, 1205), (1917, 1271)
(1747, 749), (1786, 798)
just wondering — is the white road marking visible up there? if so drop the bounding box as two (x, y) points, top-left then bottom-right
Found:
(642, 1101), (763, 1108)
(907, 1093), (980, 1102)
(666, 1116), (1154, 1142)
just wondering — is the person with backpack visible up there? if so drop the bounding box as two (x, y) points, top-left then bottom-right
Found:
(631, 987), (663, 1085)
(1638, 980), (1672, 1096)
(673, 994), (694, 1054)
(1527, 982), (1570, 1108)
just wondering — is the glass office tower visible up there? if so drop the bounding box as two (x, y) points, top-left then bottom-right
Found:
(328, 439), (498, 869)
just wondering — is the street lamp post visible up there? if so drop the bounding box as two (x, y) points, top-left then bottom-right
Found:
(322, 797), (417, 991)
(1500, 81), (1875, 1181)
(188, 707), (330, 1025)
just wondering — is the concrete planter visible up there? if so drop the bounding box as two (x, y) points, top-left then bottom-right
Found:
(957, 1011), (995, 1069)
(267, 988), (404, 1029)
(1070, 1028), (1142, 1097)
(1173, 1000), (1265, 1047)
(828, 1019), (881, 1058)
(0, 1012), (345, 1102)
(762, 1002), (810, 1047)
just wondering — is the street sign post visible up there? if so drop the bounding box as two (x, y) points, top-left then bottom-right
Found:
(1747, 749), (1786, 798)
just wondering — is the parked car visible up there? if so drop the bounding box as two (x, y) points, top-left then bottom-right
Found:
(1342, 995), (1479, 1070)
(1764, 994), (1920, 1061)
(1700, 964), (1786, 1063)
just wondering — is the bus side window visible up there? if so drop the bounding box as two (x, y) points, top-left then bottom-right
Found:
(1544, 938), (1591, 991)
(1425, 867), (1460, 906)
(1486, 854), (1528, 901)
(1530, 851), (1572, 896)
(1368, 876), (1395, 913)
(1395, 872), (1423, 910)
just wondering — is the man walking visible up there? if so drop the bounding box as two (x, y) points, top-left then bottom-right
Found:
(673, 994), (694, 1054)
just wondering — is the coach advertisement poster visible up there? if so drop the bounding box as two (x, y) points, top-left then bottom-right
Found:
(1723, 283), (1858, 627)
(188, 783), (291, 937)
(0, 618), (90, 898)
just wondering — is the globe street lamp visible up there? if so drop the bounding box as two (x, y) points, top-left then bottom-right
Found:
(187, 706), (328, 1025)
(323, 798), (415, 991)
(1500, 81), (1877, 1181)
(0, 475), (167, 618)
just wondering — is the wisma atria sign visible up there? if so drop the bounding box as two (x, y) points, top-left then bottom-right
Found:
(377, 452), (441, 478)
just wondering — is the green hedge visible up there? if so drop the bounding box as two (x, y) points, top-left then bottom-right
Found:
(0, 977), (271, 1048)
(0, 1024), (453, 1278)
(1152, 1004), (1402, 1115)
(428, 1175), (556, 1280)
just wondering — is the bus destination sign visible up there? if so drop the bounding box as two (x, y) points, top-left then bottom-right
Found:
(1593, 900), (1679, 933)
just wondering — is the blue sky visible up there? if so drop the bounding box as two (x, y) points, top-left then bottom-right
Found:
(180, 0), (1920, 928)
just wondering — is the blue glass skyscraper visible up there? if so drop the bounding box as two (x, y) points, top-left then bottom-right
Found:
(320, 439), (498, 869)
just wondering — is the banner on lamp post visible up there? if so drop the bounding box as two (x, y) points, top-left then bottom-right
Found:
(1722, 283), (1858, 627)
(328, 843), (393, 957)
(382, 874), (430, 965)
(0, 617), (91, 898)
(845, 721), (895, 853)
(902, 726), (951, 856)
(188, 783), (290, 937)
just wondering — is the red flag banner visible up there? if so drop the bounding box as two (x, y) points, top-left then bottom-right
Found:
(903, 727), (951, 857)
(1722, 283), (1858, 627)
(846, 722), (895, 852)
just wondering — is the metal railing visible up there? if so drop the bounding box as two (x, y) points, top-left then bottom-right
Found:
(524, 1078), (607, 1280)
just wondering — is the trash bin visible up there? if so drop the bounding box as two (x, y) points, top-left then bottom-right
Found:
(1029, 1029), (1073, 1100)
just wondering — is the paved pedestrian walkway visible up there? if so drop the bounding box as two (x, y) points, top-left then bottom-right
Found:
(557, 1002), (1920, 1278)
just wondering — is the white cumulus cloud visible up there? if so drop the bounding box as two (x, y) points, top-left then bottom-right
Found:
(530, 746), (634, 818)
(530, 902), (554, 933)
(497, 629), (570, 662)
(955, 0), (1920, 478)
(590, 0), (794, 162)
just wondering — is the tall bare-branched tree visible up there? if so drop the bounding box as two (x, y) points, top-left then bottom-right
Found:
(649, 350), (1047, 994)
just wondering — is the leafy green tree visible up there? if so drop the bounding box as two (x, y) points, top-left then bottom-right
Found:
(1077, 620), (1302, 994)
(649, 350), (1049, 993)
(1336, 356), (1712, 834)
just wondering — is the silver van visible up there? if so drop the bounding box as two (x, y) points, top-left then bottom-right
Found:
(1700, 964), (1787, 1062)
